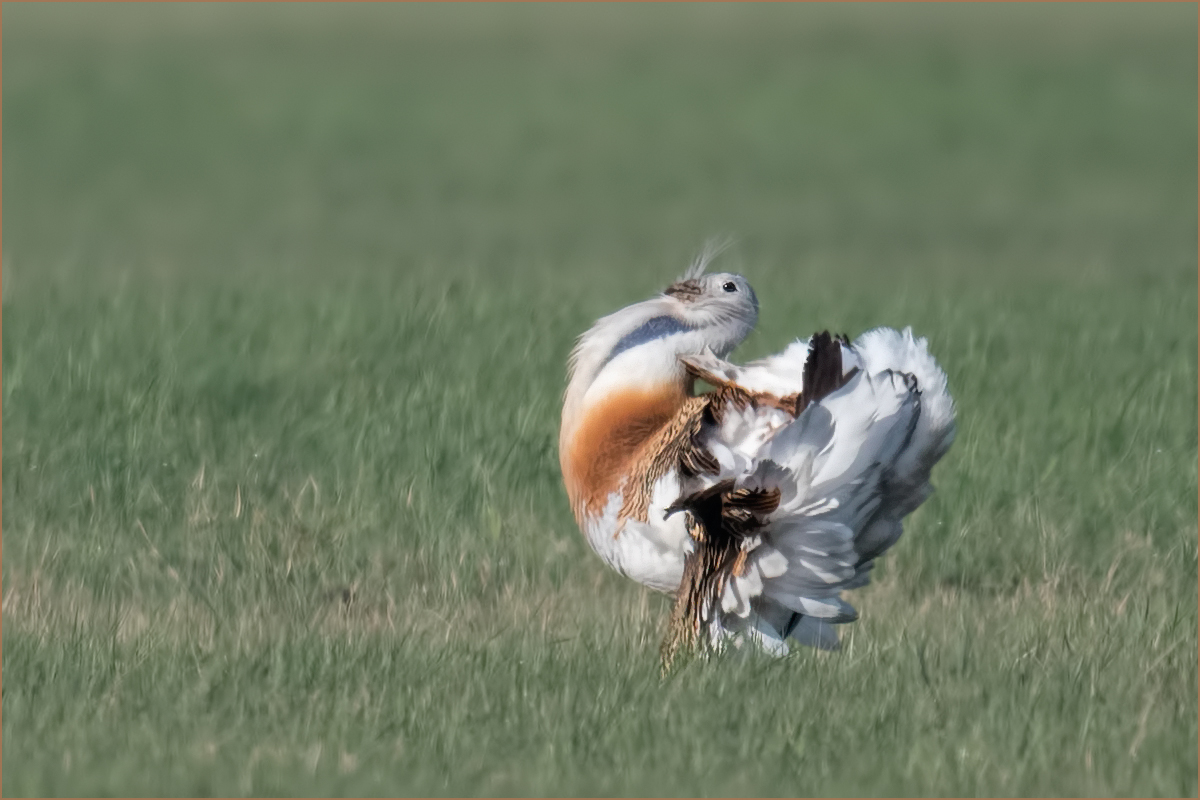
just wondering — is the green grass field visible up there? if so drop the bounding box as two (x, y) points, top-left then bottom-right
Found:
(3, 5), (1197, 796)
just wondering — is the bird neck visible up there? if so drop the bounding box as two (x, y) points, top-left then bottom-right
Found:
(559, 329), (707, 520)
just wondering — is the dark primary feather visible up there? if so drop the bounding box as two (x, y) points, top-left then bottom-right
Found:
(797, 331), (852, 413)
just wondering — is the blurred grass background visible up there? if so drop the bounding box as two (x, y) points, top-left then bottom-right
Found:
(3, 4), (1197, 796)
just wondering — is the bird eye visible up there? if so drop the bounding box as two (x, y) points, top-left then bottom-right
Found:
(722, 281), (737, 293)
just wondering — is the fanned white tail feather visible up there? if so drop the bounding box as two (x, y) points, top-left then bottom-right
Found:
(692, 327), (955, 653)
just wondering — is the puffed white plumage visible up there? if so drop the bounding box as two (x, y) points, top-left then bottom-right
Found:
(559, 249), (955, 663)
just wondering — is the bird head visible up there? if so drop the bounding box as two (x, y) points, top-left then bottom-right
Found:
(560, 256), (759, 447)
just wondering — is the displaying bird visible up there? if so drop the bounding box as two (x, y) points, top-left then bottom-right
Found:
(559, 247), (956, 667)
